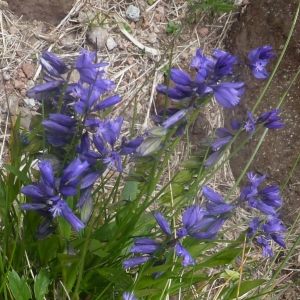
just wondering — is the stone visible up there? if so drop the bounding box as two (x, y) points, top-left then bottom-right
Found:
(24, 98), (36, 108)
(8, 26), (18, 35)
(87, 27), (108, 50)
(27, 80), (35, 89)
(147, 33), (157, 44)
(198, 27), (209, 37)
(78, 11), (95, 24)
(2, 94), (19, 115)
(106, 37), (117, 51)
(3, 72), (10, 81)
(22, 62), (35, 79)
(13, 80), (25, 89)
(126, 5), (140, 22)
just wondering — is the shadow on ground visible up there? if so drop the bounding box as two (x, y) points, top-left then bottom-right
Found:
(9, 0), (74, 25)
(224, 0), (300, 226)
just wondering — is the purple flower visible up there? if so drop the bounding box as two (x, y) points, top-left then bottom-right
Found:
(92, 117), (123, 148)
(210, 127), (234, 150)
(177, 206), (212, 238)
(244, 111), (256, 135)
(212, 50), (237, 78)
(103, 151), (123, 172)
(161, 108), (190, 129)
(119, 137), (144, 155)
(247, 214), (286, 258)
(175, 243), (195, 267)
(202, 186), (235, 215)
(123, 292), (138, 300)
(122, 256), (151, 269)
(256, 109), (285, 129)
(170, 69), (193, 86)
(204, 149), (223, 168)
(42, 51), (68, 74)
(130, 238), (161, 254)
(92, 94), (121, 112)
(156, 85), (193, 100)
(154, 212), (173, 236)
(231, 110), (284, 135)
(48, 197), (84, 232)
(27, 80), (65, 96)
(211, 82), (245, 108)
(256, 237), (274, 257)
(248, 46), (275, 79)
(40, 57), (63, 78)
(241, 173), (282, 215)
(247, 217), (260, 238)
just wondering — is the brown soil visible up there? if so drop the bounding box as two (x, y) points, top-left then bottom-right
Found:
(8, 0), (74, 26)
(224, 0), (300, 226)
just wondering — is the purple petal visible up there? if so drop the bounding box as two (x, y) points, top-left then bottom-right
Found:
(182, 206), (206, 229)
(202, 186), (224, 204)
(122, 256), (150, 269)
(170, 69), (192, 85)
(154, 212), (172, 236)
(81, 172), (100, 189)
(175, 243), (195, 267)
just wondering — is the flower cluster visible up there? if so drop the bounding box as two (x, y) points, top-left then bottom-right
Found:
(156, 48), (245, 109)
(240, 173), (286, 257)
(123, 199), (236, 275)
(21, 160), (88, 236)
(21, 50), (143, 237)
(231, 109), (285, 136)
(247, 214), (286, 257)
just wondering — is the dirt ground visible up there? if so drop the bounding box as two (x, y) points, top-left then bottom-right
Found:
(2, 0), (300, 298)
(224, 0), (300, 227)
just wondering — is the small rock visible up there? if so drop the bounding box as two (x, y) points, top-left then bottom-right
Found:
(27, 80), (35, 89)
(127, 57), (134, 65)
(24, 98), (36, 108)
(3, 72), (10, 81)
(13, 80), (25, 89)
(126, 5), (140, 22)
(22, 62), (36, 79)
(18, 71), (26, 79)
(147, 33), (157, 44)
(87, 27), (108, 50)
(8, 26), (18, 35)
(20, 89), (27, 97)
(132, 68), (139, 77)
(78, 11), (95, 24)
(0, 1), (9, 10)
(106, 37), (117, 51)
(198, 27), (209, 37)
(2, 94), (19, 115)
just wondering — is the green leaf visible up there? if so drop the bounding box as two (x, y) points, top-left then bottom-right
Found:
(136, 289), (163, 297)
(7, 270), (32, 300)
(121, 180), (138, 201)
(225, 279), (265, 299)
(3, 164), (31, 185)
(57, 253), (80, 265)
(136, 137), (162, 156)
(180, 157), (203, 169)
(173, 169), (192, 183)
(34, 269), (51, 300)
(59, 217), (71, 239)
(89, 239), (109, 257)
(199, 248), (241, 268)
(220, 269), (240, 282)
